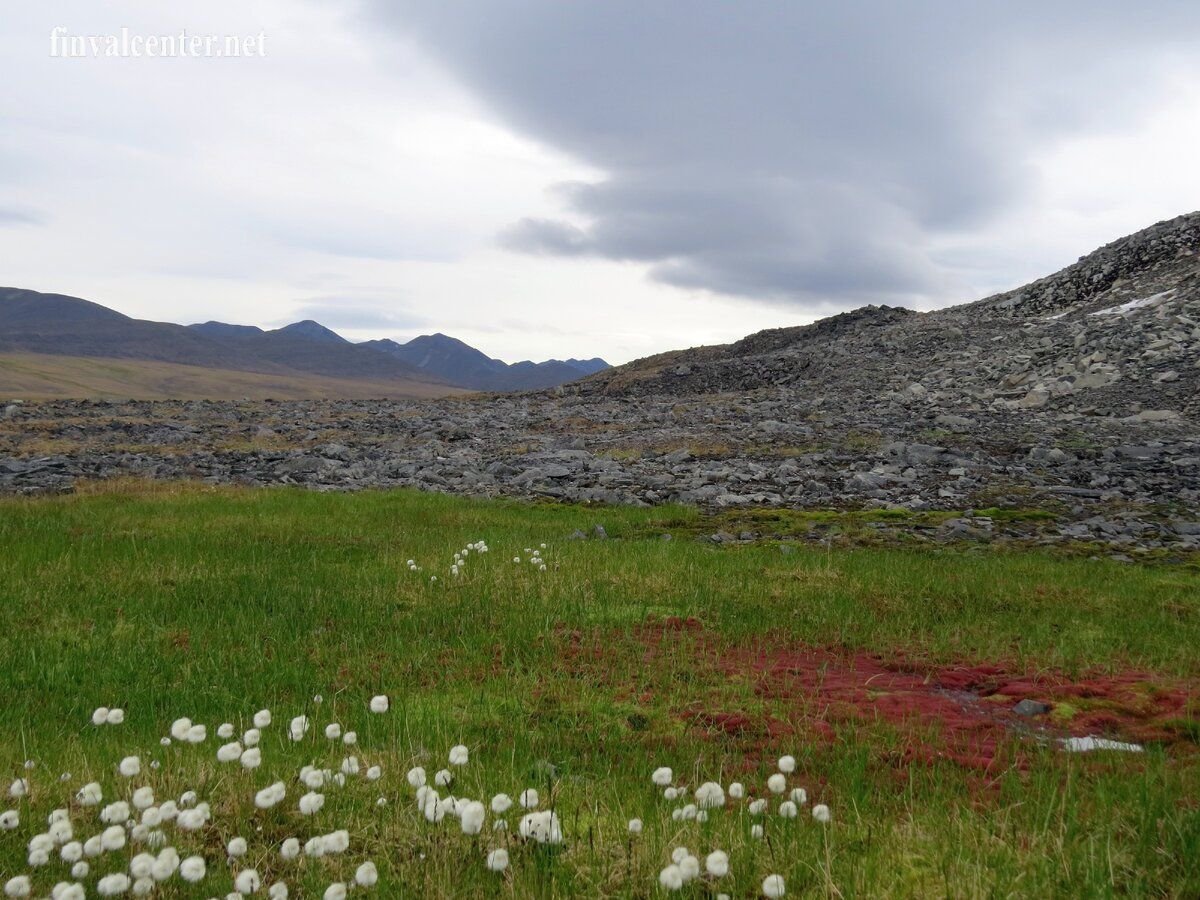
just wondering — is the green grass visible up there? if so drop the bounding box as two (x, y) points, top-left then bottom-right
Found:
(0, 483), (1197, 897)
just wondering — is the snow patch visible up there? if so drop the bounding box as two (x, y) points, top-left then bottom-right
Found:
(1089, 291), (1174, 317)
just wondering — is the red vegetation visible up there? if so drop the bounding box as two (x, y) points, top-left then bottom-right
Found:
(632, 617), (1198, 771)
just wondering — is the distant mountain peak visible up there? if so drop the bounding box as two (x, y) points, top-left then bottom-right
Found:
(272, 320), (348, 343)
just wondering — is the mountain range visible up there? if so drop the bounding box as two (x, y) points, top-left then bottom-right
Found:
(0, 289), (609, 397)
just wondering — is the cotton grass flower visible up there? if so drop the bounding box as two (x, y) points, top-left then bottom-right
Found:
(235, 869), (262, 894)
(449, 744), (469, 766)
(748, 799), (768, 816)
(678, 854), (700, 882)
(71, 862), (89, 880)
(268, 883), (288, 900)
(254, 709), (272, 728)
(8, 778), (28, 798)
(658, 865), (683, 891)
(217, 723), (235, 739)
(240, 747), (262, 769)
(812, 803), (831, 823)
(762, 874), (787, 898)
(4, 876), (31, 898)
(100, 825), (126, 851)
(131, 787), (154, 810)
(130, 853), (155, 878)
(29, 834), (54, 855)
(170, 718), (192, 741)
(767, 773), (786, 794)
(663, 787), (679, 801)
(150, 851), (176, 881)
(255, 782), (286, 810)
(343, 731), (357, 746)
(184, 724), (206, 744)
(694, 781), (725, 808)
(366, 765), (382, 781)
(100, 801), (130, 824)
(406, 767), (427, 788)
(519, 788), (539, 809)
(83, 836), (103, 857)
(486, 849), (509, 872)
(778, 800), (799, 818)
(705, 850), (729, 877)
(651, 766), (673, 786)
(728, 782), (744, 799)
(179, 856), (206, 882)
(96, 874), (131, 895)
(299, 792), (325, 815)
(778, 755), (796, 774)
(628, 818), (643, 834)
(355, 861), (378, 887)
(325, 830), (350, 854)
(0, 809), (18, 830)
(789, 787), (807, 805)
(61, 841), (83, 862)
(369, 695), (389, 713)
(91, 707), (109, 726)
(217, 742), (243, 763)
(288, 716), (309, 741)
(434, 769), (453, 787)
(460, 800), (486, 835)
(280, 838), (300, 860)
(323, 883), (347, 900)
(179, 791), (197, 807)
(518, 810), (562, 844)
(325, 723), (342, 740)
(227, 836), (248, 858)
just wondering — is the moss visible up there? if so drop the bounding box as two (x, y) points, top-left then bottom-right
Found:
(1051, 702), (1079, 723)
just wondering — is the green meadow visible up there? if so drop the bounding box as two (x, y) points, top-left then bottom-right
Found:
(1, 482), (1197, 898)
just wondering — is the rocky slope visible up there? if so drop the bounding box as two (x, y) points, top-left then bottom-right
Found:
(578, 211), (1200, 421)
(1, 213), (1197, 553)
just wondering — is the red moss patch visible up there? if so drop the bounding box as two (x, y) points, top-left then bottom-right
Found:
(633, 620), (1198, 771)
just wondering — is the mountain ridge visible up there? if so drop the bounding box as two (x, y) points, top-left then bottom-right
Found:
(0, 289), (610, 395)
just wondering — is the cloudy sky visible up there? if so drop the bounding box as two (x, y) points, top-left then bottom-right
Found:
(3, 1), (1199, 365)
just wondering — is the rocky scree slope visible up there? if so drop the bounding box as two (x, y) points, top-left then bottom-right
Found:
(578, 211), (1199, 423)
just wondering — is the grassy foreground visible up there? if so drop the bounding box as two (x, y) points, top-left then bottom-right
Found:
(0, 482), (1197, 898)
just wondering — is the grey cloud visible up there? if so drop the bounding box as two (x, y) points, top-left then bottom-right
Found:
(370, 1), (1200, 307)
(499, 217), (589, 256)
(0, 206), (46, 227)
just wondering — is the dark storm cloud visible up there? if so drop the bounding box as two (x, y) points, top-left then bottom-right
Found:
(370, 1), (1200, 307)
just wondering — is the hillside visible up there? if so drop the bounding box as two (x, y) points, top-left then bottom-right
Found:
(579, 211), (1200, 421)
(0, 353), (465, 401)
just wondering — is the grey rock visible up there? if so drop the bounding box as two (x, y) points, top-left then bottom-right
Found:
(1013, 699), (1051, 716)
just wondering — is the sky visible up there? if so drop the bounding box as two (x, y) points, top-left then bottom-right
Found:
(2, 1), (1199, 366)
